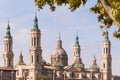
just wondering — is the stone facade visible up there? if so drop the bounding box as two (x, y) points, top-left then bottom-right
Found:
(0, 67), (16, 80)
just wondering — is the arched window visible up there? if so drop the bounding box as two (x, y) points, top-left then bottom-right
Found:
(31, 55), (33, 63)
(37, 37), (39, 46)
(103, 63), (105, 68)
(32, 38), (33, 46)
(34, 38), (36, 46)
(9, 43), (11, 51)
(108, 62), (111, 66)
(104, 48), (105, 54)
(7, 44), (9, 51)
(106, 48), (108, 54)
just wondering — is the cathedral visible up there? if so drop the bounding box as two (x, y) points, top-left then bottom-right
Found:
(0, 14), (120, 80)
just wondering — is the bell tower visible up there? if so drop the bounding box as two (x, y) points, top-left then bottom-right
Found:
(29, 14), (42, 80)
(101, 31), (112, 80)
(72, 35), (84, 68)
(3, 21), (14, 68)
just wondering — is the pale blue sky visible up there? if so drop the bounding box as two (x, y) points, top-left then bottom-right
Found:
(0, 0), (120, 75)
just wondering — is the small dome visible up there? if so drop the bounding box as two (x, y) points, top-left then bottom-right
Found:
(89, 64), (100, 72)
(89, 55), (100, 71)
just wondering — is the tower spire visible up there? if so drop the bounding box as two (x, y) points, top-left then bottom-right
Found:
(103, 30), (110, 42)
(57, 33), (62, 48)
(58, 32), (61, 40)
(33, 12), (39, 30)
(5, 20), (12, 38)
(74, 34), (80, 47)
(93, 54), (97, 65)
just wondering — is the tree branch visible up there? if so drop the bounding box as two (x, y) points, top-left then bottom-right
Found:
(100, 0), (115, 21)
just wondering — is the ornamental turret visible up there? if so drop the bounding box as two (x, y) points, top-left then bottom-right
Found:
(18, 51), (25, 65)
(89, 55), (100, 72)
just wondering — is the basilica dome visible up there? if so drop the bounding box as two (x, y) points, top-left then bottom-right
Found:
(52, 47), (67, 57)
(51, 36), (68, 66)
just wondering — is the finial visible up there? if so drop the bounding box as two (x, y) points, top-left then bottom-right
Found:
(75, 33), (80, 47)
(57, 32), (62, 48)
(34, 12), (38, 22)
(33, 12), (39, 30)
(7, 19), (10, 30)
(76, 31), (79, 41)
(93, 54), (96, 65)
(100, 25), (110, 42)
(76, 31), (78, 36)
(94, 54), (96, 59)
(20, 50), (22, 56)
(103, 30), (109, 42)
(58, 32), (61, 40)
(8, 19), (9, 24)
(5, 20), (12, 38)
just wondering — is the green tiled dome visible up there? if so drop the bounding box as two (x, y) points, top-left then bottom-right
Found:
(52, 61), (63, 67)
(90, 64), (99, 69)
(73, 63), (84, 68)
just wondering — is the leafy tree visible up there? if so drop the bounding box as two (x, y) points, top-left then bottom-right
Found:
(34, 0), (87, 11)
(90, 0), (120, 38)
(34, 0), (120, 38)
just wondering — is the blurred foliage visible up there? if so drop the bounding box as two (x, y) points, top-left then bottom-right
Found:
(90, 0), (120, 39)
(34, 0), (87, 11)
(34, 0), (120, 39)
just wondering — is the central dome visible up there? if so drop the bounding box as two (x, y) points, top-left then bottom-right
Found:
(51, 36), (68, 66)
(52, 47), (67, 56)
